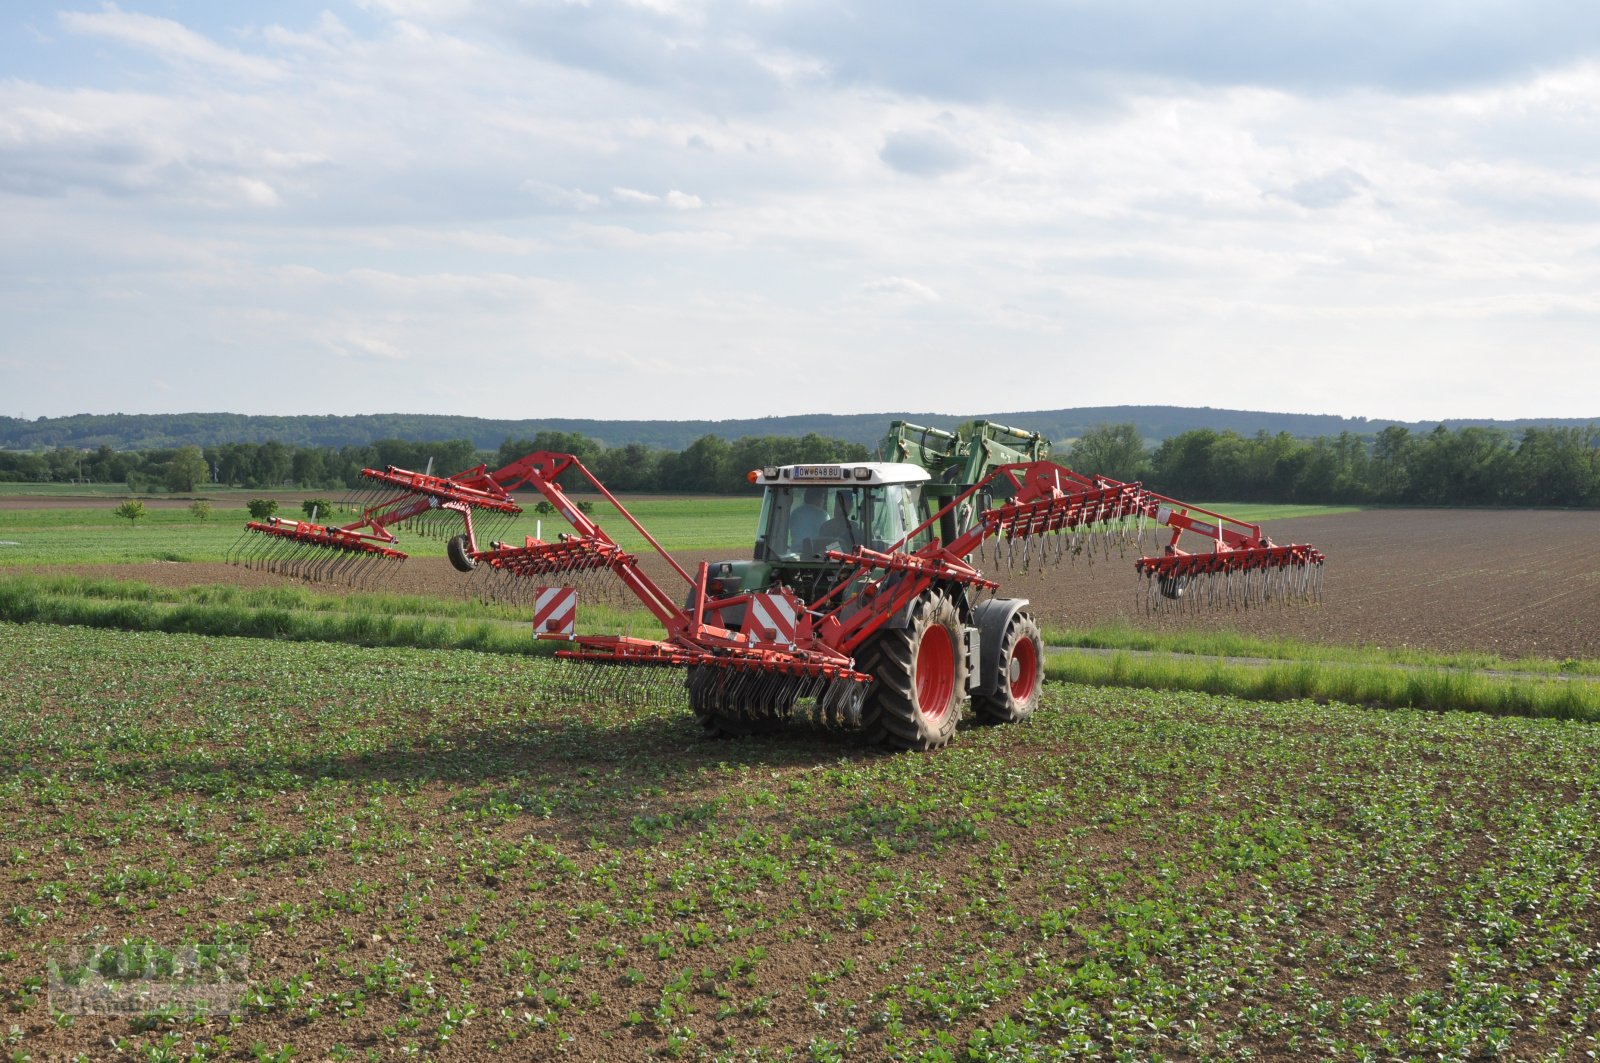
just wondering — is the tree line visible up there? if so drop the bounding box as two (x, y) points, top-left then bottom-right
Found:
(0, 432), (869, 497)
(1068, 423), (1600, 507)
(4, 423), (1599, 507)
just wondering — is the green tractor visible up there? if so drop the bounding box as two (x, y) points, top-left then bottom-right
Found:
(689, 421), (1055, 743)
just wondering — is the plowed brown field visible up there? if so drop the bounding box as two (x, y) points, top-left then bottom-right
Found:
(42, 508), (1600, 660)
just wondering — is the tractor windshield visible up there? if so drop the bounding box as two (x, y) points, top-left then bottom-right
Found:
(755, 483), (922, 562)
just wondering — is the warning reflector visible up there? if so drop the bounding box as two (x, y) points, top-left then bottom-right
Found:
(745, 592), (798, 648)
(532, 586), (577, 637)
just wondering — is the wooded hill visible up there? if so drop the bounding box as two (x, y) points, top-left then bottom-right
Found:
(4, 408), (1597, 452)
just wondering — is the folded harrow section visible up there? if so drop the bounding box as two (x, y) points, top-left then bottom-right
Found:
(471, 538), (637, 607)
(1136, 542), (1326, 611)
(228, 463), (526, 584)
(345, 465), (523, 545)
(226, 518), (406, 585)
(934, 462), (1326, 611)
(975, 482), (1154, 572)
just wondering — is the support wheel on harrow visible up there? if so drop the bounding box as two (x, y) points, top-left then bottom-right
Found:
(446, 534), (477, 573)
(973, 611), (1043, 724)
(859, 591), (966, 751)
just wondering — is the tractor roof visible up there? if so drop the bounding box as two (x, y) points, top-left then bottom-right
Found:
(755, 462), (931, 487)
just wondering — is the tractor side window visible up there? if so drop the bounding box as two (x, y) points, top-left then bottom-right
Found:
(865, 484), (919, 548)
(897, 485), (923, 547)
(756, 486), (797, 561)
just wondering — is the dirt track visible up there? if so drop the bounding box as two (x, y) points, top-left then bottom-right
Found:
(40, 508), (1600, 661)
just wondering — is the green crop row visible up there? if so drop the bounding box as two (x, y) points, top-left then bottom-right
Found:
(3, 571), (1593, 723)
(3, 622), (1598, 1061)
(0, 575), (664, 654)
(1040, 618), (1600, 677)
(1046, 649), (1600, 722)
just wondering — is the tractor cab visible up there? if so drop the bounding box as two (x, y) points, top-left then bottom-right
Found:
(695, 463), (931, 611)
(753, 463), (931, 563)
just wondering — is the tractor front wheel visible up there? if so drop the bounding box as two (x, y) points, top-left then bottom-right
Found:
(973, 611), (1043, 724)
(860, 591), (966, 750)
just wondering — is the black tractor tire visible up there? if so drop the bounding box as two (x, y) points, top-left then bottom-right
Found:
(446, 534), (477, 573)
(973, 611), (1044, 725)
(859, 591), (966, 751)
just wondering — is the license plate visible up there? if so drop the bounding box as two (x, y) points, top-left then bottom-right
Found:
(791, 465), (841, 481)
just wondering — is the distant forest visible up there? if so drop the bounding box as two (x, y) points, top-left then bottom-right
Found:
(4, 423), (1600, 508)
(4, 407), (1598, 452)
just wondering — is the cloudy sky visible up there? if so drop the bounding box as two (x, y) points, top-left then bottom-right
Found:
(3, 1), (1598, 423)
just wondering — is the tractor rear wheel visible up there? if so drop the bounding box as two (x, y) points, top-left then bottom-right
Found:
(859, 591), (966, 750)
(973, 611), (1043, 724)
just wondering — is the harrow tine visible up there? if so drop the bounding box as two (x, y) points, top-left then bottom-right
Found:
(1135, 544), (1325, 614)
(227, 519), (407, 587)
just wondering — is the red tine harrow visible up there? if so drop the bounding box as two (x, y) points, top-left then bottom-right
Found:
(346, 465), (523, 545)
(471, 536), (636, 607)
(949, 463), (1326, 611)
(227, 517), (406, 585)
(228, 462), (526, 584)
(1136, 542), (1327, 611)
(223, 426), (1327, 750)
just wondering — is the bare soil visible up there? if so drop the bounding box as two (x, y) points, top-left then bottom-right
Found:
(40, 508), (1600, 661)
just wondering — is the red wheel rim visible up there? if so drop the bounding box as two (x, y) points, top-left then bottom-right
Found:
(915, 625), (956, 719)
(1009, 635), (1039, 703)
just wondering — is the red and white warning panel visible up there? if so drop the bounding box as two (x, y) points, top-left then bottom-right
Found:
(532, 586), (577, 637)
(745, 592), (798, 648)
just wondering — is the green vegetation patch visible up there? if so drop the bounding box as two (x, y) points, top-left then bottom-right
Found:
(1046, 649), (1600, 721)
(2, 622), (1598, 1060)
(0, 574), (663, 652)
(1042, 620), (1600, 677)
(0, 496), (761, 567)
(5, 571), (1594, 723)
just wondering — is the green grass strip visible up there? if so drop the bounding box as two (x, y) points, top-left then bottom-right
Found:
(0, 573), (664, 634)
(0, 581), (542, 655)
(1045, 650), (1600, 721)
(0, 578), (665, 657)
(7, 573), (1591, 723)
(1041, 619), (1600, 677)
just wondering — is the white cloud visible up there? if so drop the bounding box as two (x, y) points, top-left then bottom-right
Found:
(861, 276), (940, 301)
(59, 4), (283, 81)
(4, 2), (1600, 422)
(612, 186), (661, 205)
(327, 332), (407, 361)
(260, 12), (353, 54)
